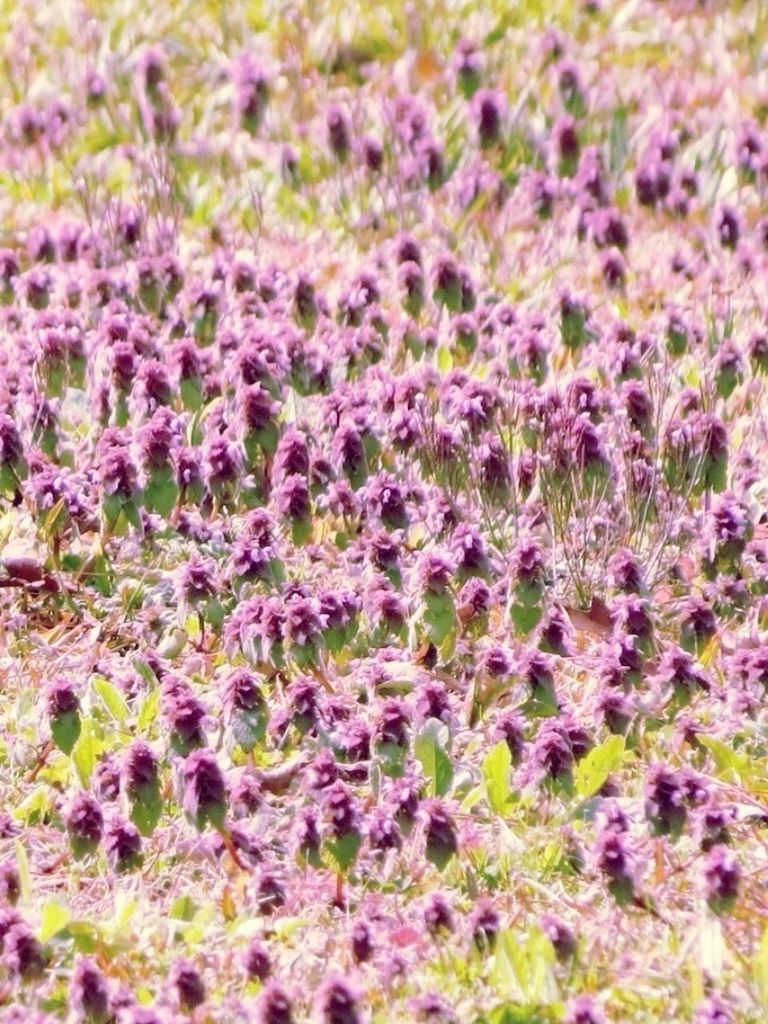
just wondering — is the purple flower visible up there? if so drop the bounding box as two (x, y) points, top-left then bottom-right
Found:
(323, 781), (359, 839)
(181, 749), (227, 831)
(415, 681), (451, 724)
(203, 436), (242, 493)
(0, 907), (22, 947)
(284, 596), (325, 651)
(287, 676), (320, 731)
(229, 770), (263, 818)
(162, 676), (207, 752)
(410, 992), (456, 1022)
(421, 799), (458, 868)
(716, 204), (740, 249)
(540, 913), (576, 962)
(553, 115), (580, 162)
(221, 668), (264, 713)
(453, 38), (482, 96)
(471, 89), (505, 148)
(104, 817), (143, 874)
(365, 471), (408, 528)
(607, 548), (645, 593)
(255, 981), (294, 1024)
(693, 994), (733, 1024)
(295, 806), (322, 861)
(470, 898), (500, 952)
(680, 597), (717, 653)
(243, 938), (271, 980)
(0, 862), (20, 906)
(315, 975), (361, 1024)
(350, 920), (373, 963)
(458, 577), (491, 621)
(491, 711), (526, 763)
(596, 689), (633, 734)
(308, 749), (338, 791)
(137, 407), (177, 469)
(595, 826), (635, 904)
(564, 994), (606, 1024)
(375, 697), (411, 747)
(696, 802), (733, 852)
(122, 741), (159, 796)
(423, 892), (454, 935)
(645, 763), (686, 838)
(97, 429), (137, 499)
(176, 555), (218, 606)
(700, 845), (741, 914)
(169, 959), (206, 1012)
(46, 677), (80, 717)
(511, 535), (545, 586)
(70, 958), (110, 1022)
(326, 106), (351, 162)
(366, 809), (402, 854)
(232, 55), (269, 134)
(274, 473), (311, 523)
(65, 792), (104, 856)
(365, 582), (407, 632)
(4, 922), (45, 979)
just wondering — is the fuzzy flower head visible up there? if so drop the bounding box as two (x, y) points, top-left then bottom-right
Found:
(181, 749), (227, 831)
(315, 974), (361, 1024)
(700, 844), (741, 915)
(70, 958), (110, 1022)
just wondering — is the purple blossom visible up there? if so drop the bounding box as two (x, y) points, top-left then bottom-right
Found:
(70, 958), (110, 1022)
(255, 981), (294, 1024)
(700, 845), (741, 914)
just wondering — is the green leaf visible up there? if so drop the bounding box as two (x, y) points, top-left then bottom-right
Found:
(158, 627), (188, 660)
(102, 492), (122, 528)
(509, 600), (543, 637)
(422, 590), (456, 647)
(524, 674), (559, 718)
(203, 597), (225, 631)
(14, 787), (51, 824)
(42, 498), (67, 539)
(39, 900), (71, 942)
(180, 376), (204, 411)
(92, 675), (129, 724)
(609, 105), (629, 175)
(425, 832), (455, 871)
(121, 499), (143, 532)
(143, 466), (179, 518)
(487, 1005), (552, 1024)
(230, 707), (267, 754)
(170, 894), (199, 922)
(51, 710), (81, 755)
(574, 735), (625, 798)
(754, 924), (768, 1010)
(375, 741), (407, 779)
(14, 839), (31, 902)
(69, 828), (100, 860)
(84, 552), (113, 596)
(414, 721), (454, 798)
(491, 928), (559, 1004)
(186, 795), (226, 833)
(436, 346), (453, 373)
(71, 718), (97, 787)
(700, 735), (749, 782)
(482, 741), (512, 814)
(137, 687), (160, 733)
(110, 891), (139, 933)
(323, 831), (361, 874)
(290, 516), (312, 546)
(129, 780), (163, 837)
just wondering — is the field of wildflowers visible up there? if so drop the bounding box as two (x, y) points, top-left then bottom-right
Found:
(1, 0), (768, 1020)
